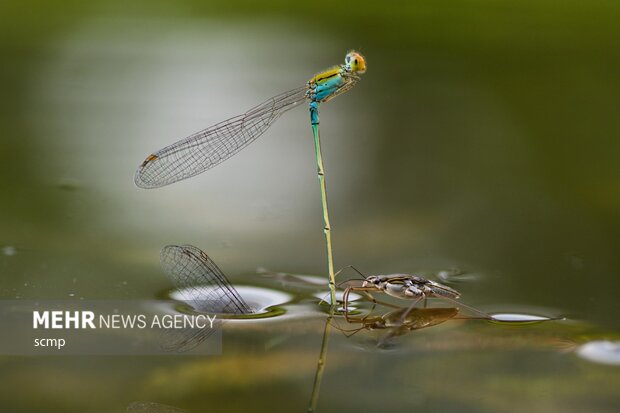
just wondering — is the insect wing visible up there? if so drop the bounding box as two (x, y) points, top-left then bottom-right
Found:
(135, 87), (308, 188)
(160, 244), (252, 314)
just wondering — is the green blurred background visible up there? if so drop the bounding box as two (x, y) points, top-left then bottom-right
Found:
(1, 1), (619, 412)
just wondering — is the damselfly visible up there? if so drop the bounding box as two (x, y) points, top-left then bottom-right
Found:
(135, 51), (366, 188)
(137, 51), (367, 305)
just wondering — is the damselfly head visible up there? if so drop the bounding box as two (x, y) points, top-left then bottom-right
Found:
(345, 51), (366, 74)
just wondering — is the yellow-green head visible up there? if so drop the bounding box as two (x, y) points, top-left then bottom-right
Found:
(345, 51), (366, 74)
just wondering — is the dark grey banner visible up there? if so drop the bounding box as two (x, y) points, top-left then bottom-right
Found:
(0, 300), (222, 355)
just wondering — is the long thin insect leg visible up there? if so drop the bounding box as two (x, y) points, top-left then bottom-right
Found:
(398, 295), (425, 324)
(343, 286), (378, 321)
(335, 279), (352, 289)
(333, 266), (352, 279)
(334, 265), (367, 280)
(328, 319), (366, 338)
(318, 273), (369, 306)
(342, 327), (366, 338)
(334, 265), (366, 282)
(370, 298), (401, 310)
(317, 276), (353, 307)
(440, 296), (492, 319)
(348, 266), (367, 279)
(359, 291), (379, 322)
(343, 286), (352, 315)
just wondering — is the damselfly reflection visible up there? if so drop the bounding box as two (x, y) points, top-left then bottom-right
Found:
(159, 244), (252, 352)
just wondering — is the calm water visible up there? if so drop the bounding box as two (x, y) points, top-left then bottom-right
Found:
(1, 1), (620, 412)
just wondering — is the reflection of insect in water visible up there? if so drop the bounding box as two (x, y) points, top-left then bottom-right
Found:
(335, 307), (462, 349)
(340, 267), (490, 321)
(336, 307), (460, 337)
(159, 245), (252, 352)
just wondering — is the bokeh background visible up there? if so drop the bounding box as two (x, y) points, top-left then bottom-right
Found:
(1, 1), (619, 412)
